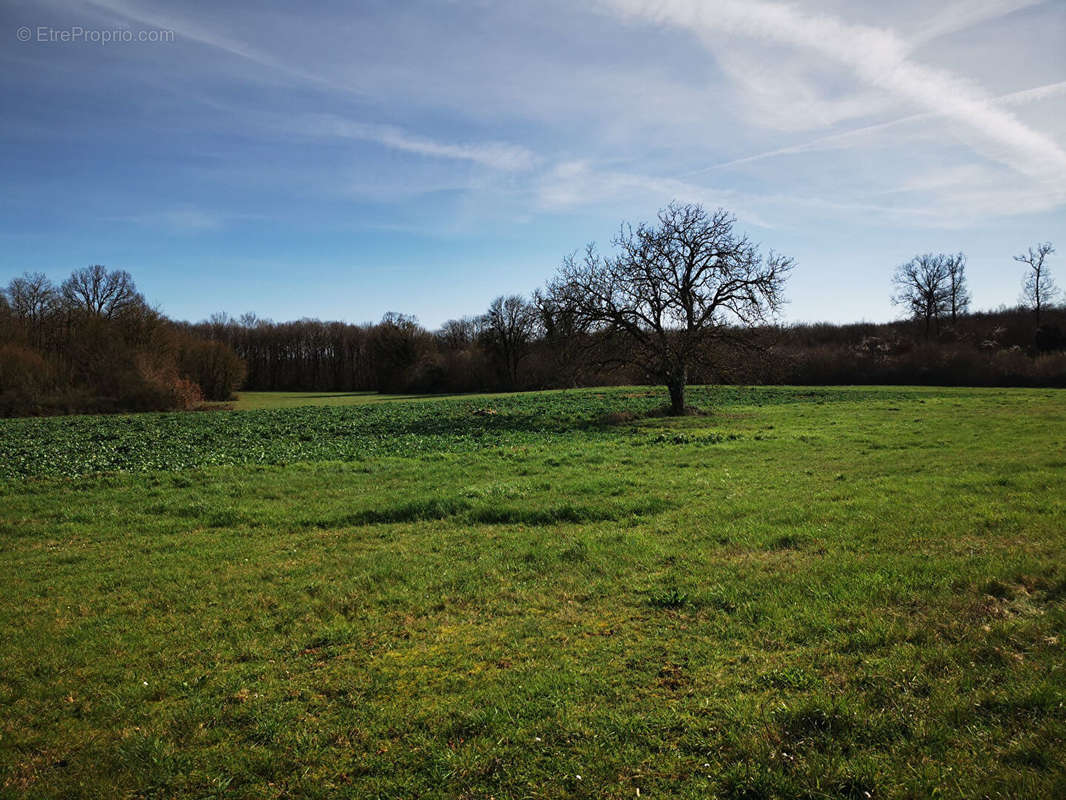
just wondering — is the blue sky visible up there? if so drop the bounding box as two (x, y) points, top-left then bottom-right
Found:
(2, 0), (1064, 327)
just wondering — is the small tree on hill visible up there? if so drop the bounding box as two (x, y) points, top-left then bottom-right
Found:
(1016, 242), (1058, 325)
(892, 254), (950, 338)
(944, 252), (970, 324)
(547, 202), (792, 415)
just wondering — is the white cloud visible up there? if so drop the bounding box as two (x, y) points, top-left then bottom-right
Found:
(536, 160), (723, 209)
(297, 115), (536, 172)
(533, 160), (794, 227)
(999, 80), (1066, 107)
(58, 0), (1066, 232)
(77, 1), (537, 175)
(106, 207), (231, 232)
(911, 0), (1044, 46)
(710, 43), (896, 132)
(80, 0), (347, 92)
(599, 0), (1066, 184)
(705, 79), (1066, 172)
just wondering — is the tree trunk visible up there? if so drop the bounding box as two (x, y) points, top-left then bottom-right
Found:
(667, 379), (686, 416)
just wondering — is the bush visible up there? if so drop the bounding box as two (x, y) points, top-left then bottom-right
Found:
(129, 358), (204, 411)
(0, 344), (54, 395)
(177, 338), (246, 401)
(0, 345), (57, 416)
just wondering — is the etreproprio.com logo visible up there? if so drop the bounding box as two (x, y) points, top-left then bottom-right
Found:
(17, 25), (175, 44)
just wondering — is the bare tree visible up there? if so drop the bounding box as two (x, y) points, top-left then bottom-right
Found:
(548, 202), (792, 415)
(533, 288), (589, 388)
(369, 312), (425, 392)
(437, 317), (480, 352)
(5, 272), (59, 348)
(61, 264), (144, 319)
(944, 252), (970, 324)
(1015, 242), (1058, 325)
(480, 295), (537, 390)
(892, 254), (950, 338)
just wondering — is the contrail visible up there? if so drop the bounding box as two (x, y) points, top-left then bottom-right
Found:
(695, 80), (1066, 174)
(603, 0), (1066, 181)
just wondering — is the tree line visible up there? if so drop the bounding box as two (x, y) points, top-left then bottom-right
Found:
(190, 205), (1062, 413)
(2, 204), (1062, 416)
(892, 243), (1059, 337)
(0, 266), (244, 416)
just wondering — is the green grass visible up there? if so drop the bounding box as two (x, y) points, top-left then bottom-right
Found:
(231, 390), (485, 410)
(1, 386), (1064, 798)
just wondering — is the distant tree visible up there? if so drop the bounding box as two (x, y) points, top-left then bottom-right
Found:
(437, 317), (480, 352)
(5, 272), (59, 348)
(6, 272), (57, 323)
(892, 254), (950, 338)
(369, 312), (423, 392)
(1015, 242), (1058, 325)
(944, 252), (970, 324)
(533, 288), (589, 388)
(548, 202), (792, 414)
(61, 265), (145, 319)
(177, 338), (246, 401)
(0, 267), (247, 416)
(480, 295), (537, 390)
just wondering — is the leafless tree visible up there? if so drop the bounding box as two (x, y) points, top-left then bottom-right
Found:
(61, 264), (145, 319)
(437, 317), (480, 351)
(1015, 242), (1058, 325)
(5, 272), (59, 348)
(547, 202), (792, 414)
(944, 252), (970, 324)
(480, 295), (537, 389)
(533, 288), (589, 388)
(6, 272), (57, 322)
(892, 254), (950, 338)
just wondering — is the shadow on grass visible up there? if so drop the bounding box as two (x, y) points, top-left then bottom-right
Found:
(302, 496), (671, 529)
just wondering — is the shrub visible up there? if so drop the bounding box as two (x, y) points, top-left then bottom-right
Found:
(177, 338), (246, 401)
(0, 344), (54, 395)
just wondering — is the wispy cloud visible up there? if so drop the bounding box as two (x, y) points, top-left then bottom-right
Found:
(75, 0), (537, 175)
(535, 160), (787, 226)
(600, 0), (1066, 183)
(81, 0), (319, 85)
(910, 0), (1045, 46)
(704, 79), (1066, 172)
(297, 115), (536, 172)
(536, 160), (722, 209)
(104, 207), (240, 233)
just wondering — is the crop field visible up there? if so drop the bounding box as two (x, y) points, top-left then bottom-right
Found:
(1, 386), (1065, 799)
(230, 391), (477, 411)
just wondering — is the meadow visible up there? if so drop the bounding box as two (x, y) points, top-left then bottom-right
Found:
(1, 386), (1064, 798)
(229, 391), (456, 411)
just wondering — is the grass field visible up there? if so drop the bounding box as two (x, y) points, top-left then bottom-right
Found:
(230, 391), (481, 410)
(1, 386), (1064, 798)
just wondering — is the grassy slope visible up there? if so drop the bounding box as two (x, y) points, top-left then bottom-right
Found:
(1, 387), (1064, 798)
(232, 391), (422, 410)
(232, 390), (517, 410)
